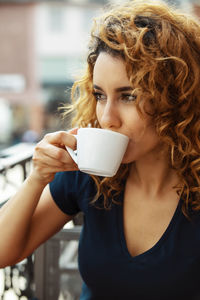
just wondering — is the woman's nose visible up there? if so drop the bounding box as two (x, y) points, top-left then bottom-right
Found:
(98, 102), (121, 130)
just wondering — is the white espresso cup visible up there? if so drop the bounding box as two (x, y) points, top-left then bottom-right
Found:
(66, 128), (129, 177)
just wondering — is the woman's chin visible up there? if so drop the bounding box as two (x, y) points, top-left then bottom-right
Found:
(121, 155), (134, 164)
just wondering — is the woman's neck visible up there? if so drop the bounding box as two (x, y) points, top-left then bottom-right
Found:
(128, 152), (180, 199)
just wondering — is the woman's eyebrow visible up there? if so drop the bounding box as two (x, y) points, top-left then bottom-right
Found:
(93, 84), (103, 91)
(115, 86), (133, 92)
(93, 84), (133, 92)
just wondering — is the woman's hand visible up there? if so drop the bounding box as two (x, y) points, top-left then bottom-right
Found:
(30, 129), (79, 185)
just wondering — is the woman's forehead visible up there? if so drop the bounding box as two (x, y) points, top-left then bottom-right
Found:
(93, 52), (131, 86)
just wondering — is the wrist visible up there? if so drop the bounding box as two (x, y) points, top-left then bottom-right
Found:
(26, 172), (49, 190)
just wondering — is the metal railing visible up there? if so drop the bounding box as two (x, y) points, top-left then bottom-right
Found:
(0, 143), (83, 300)
(34, 226), (82, 300)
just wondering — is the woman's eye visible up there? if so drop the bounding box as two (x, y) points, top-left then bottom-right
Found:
(92, 92), (106, 101)
(121, 94), (137, 102)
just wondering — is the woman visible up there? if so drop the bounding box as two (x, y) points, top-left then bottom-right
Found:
(1, 0), (200, 299)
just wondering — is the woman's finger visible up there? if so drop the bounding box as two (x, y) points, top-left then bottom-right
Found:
(34, 140), (74, 164)
(44, 131), (77, 149)
(67, 127), (78, 135)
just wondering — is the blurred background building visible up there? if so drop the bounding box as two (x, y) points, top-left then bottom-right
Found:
(0, 0), (199, 149)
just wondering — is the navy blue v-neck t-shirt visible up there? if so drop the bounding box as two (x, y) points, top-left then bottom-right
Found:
(49, 171), (200, 300)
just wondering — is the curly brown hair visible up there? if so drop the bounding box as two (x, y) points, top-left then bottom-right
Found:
(65, 0), (200, 216)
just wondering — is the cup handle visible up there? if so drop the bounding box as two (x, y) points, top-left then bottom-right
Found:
(65, 135), (78, 164)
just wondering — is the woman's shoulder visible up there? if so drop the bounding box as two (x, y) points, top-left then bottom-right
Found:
(52, 170), (94, 191)
(49, 171), (96, 214)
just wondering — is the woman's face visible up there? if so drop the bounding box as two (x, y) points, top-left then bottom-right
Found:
(93, 52), (162, 164)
